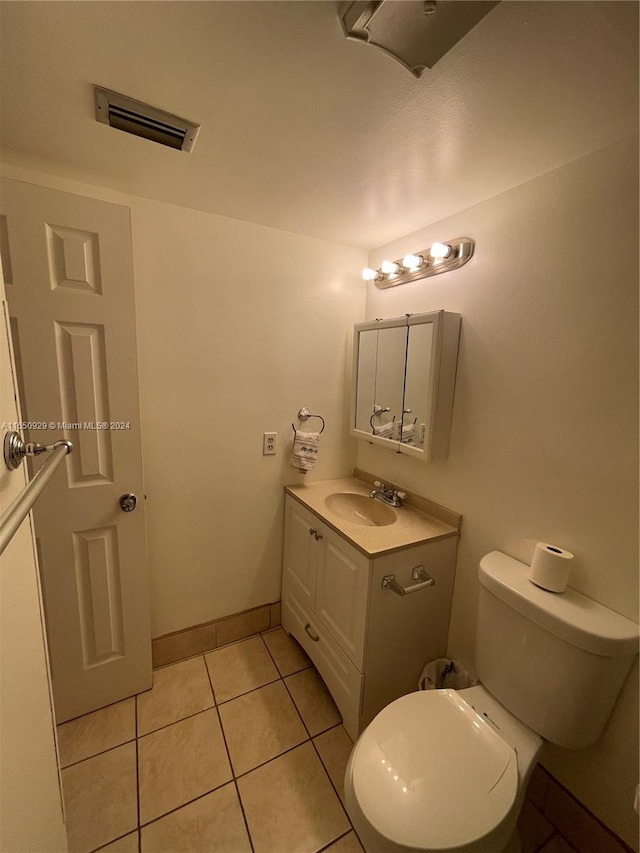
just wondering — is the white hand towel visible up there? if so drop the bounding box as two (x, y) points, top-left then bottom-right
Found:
(373, 420), (394, 439)
(289, 431), (320, 473)
(401, 422), (415, 444)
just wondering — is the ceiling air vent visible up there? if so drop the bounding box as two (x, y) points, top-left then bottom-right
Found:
(94, 86), (200, 153)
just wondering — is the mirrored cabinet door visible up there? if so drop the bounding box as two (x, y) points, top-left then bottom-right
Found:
(400, 320), (435, 450)
(351, 311), (461, 462)
(353, 319), (407, 445)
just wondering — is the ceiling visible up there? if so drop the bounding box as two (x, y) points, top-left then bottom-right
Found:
(0, 1), (637, 249)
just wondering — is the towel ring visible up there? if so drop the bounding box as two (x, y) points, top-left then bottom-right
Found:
(292, 407), (325, 434)
(369, 407), (392, 431)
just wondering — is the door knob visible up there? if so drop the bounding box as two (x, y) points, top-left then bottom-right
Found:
(119, 493), (137, 512)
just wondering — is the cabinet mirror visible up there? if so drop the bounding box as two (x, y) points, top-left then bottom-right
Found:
(351, 311), (461, 462)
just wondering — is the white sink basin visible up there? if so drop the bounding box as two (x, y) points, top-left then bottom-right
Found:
(324, 493), (397, 527)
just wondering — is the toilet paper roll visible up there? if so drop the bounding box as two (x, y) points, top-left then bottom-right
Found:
(528, 542), (574, 593)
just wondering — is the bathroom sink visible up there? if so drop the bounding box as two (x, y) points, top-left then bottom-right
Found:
(324, 493), (397, 527)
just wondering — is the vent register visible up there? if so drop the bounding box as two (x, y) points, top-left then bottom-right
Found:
(94, 87), (200, 152)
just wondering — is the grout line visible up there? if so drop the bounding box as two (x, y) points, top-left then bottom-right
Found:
(60, 737), (137, 770)
(204, 650), (255, 853)
(135, 693), (141, 853)
(316, 828), (354, 853)
(278, 664), (353, 831)
(214, 676), (281, 707)
(89, 829), (139, 853)
(136, 780), (241, 831)
(137, 703), (217, 741)
(57, 693), (137, 727)
(233, 736), (313, 782)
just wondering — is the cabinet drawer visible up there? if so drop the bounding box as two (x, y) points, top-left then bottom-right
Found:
(282, 585), (363, 741)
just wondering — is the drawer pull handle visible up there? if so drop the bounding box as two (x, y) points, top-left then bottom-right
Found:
(382, 566), (435, 597)
(314, 531), (323, 540)
(309, 528), (317, 536)
(304, 622), (320, 642)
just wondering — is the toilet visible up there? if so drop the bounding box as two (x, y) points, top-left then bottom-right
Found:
(344, 550), (639, 853)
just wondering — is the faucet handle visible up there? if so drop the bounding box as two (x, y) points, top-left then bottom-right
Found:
(396, 491), (407, 501)
(374, 480), (384, 489)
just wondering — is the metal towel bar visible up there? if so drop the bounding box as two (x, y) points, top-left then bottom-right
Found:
(381, 566), (435, 596)
(0, 437), (73, 557)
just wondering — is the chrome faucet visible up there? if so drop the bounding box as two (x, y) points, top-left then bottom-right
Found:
(369, 481), (407, 508)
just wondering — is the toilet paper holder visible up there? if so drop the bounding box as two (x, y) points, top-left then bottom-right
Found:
(382, 565), (435, 596)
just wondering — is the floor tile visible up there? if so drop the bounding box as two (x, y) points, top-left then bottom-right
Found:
(325, 831), (365, 852)
(57, 698), (135, 768)
(62, 742), (137, 853)
(540, 835), (578, 852)
(98, 832), (139, 853)
(285, 666), (342, 735)
(526, 763), (551, 810)
(313, 725), (354, 804)
(262, 627), (311, 676)
(137, 656), (214, 736)
(517, 798), (554, 853)
(138, 708), (232, 825)
(205, 635), (279, 702)
(219, 680), (307, 775)
(237, 741), (350, 853)
(543, 780), (626, 853)
(141, 783), (251, 853)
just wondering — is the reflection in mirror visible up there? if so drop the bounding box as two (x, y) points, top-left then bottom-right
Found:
(401, 322), (434, 449)
(355, 329), (378, 434)
(372, 325), (406, 440)
(354, 325), (407, 443)
(351, 310), (461, 463)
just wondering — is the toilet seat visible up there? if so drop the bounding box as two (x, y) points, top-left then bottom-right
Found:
(349, 689), (518, 851)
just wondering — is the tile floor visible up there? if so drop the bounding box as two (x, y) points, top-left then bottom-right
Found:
(58, 628), (362, 853)
(58, 627), (627, 853)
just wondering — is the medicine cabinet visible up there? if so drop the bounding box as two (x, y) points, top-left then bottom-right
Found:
(351, 311), (461, 461)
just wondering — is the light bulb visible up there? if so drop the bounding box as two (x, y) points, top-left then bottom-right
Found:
(402, 253), (424, 271)
(361, 267), (380, 281)
(380, 259), (400, 275)
(429, 242), (452, 260)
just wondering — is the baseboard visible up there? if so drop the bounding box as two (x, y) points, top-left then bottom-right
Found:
(151, 601), (282, 668)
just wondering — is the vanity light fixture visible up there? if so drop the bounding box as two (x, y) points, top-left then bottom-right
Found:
(380, 259), (401, 275)
(429, 242), (453, 260)
(361, 236), (475, 289)
(402, 253), (425, 271)
(362, 267), (383, 282)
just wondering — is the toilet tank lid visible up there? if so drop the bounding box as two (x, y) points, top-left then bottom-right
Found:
(479, 551), (639, 658)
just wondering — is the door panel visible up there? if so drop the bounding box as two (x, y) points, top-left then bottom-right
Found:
(283, 498), (318, 610)
(315, 528), (370, 669)
(1, 178), (151, 722)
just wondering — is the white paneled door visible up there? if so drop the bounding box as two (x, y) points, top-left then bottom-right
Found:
(1, 178), (152, 722)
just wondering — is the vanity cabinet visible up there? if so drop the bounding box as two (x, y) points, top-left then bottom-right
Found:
(281, 494), (458, 740)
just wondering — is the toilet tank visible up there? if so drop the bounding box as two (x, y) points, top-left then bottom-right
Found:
(476, 551), (638, 749)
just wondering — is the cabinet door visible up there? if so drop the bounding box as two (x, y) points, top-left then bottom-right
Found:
(315, 527), (370, 669)
(283, 498), (319, 610)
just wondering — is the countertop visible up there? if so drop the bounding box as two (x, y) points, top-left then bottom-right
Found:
(285, 476), (459, 557)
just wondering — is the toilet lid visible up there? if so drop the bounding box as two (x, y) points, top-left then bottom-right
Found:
(351, 689), (518, 850)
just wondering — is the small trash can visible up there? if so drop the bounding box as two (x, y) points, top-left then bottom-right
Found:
(418, 658), (477, 691)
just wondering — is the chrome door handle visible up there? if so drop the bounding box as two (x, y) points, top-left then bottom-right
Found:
(304, 622), (320, 642)
(381, 566), (435, 596)
(119, 493), (137, 512)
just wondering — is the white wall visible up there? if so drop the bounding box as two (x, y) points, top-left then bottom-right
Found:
(358, 136), (639, 848)
(131, 199), (366, 635)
